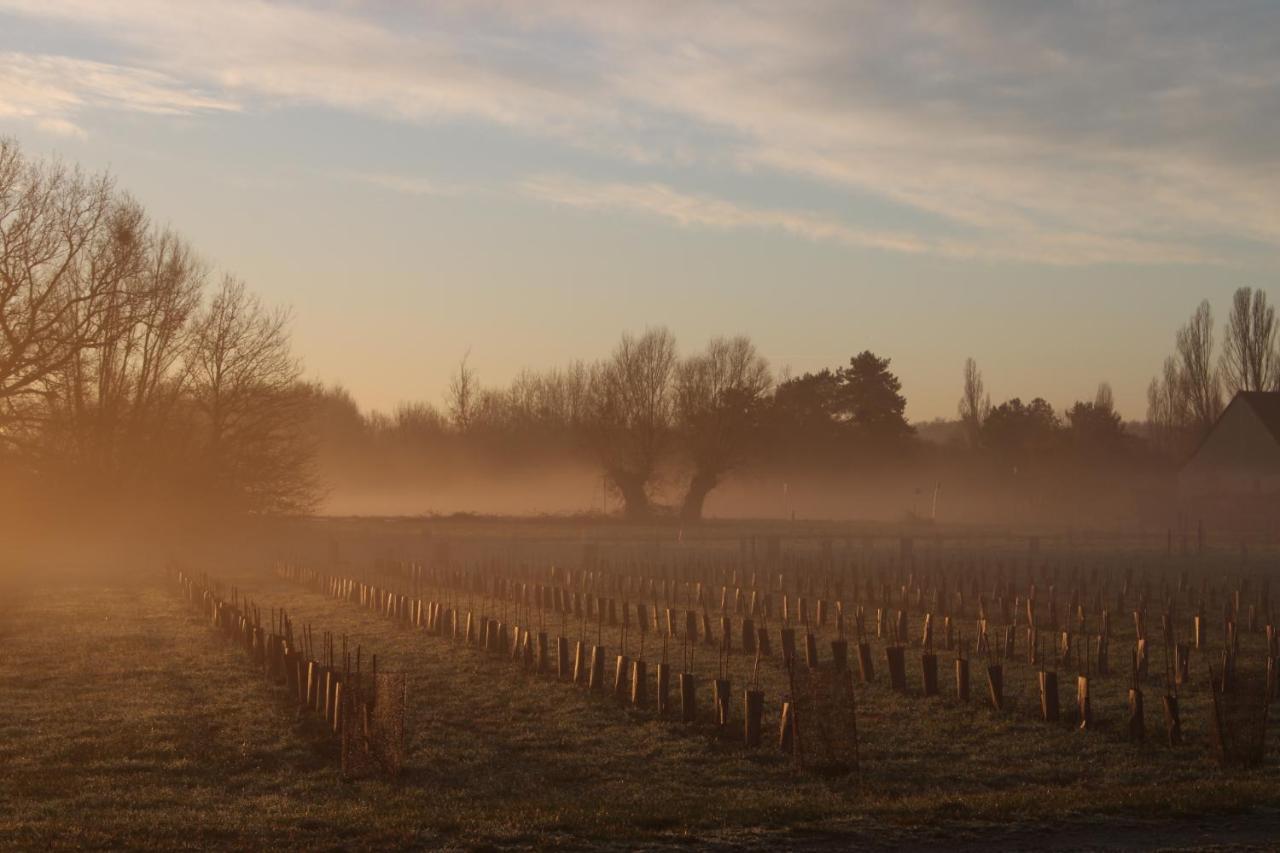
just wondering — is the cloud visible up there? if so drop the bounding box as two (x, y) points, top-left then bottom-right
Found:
(339, 171), (467, 198)
(0, 1), (603, 138)
(0, 1), (1275, 264)
(34, 117), (84, 138)
(520, 173), (1213, 267)
(0, 51), (239, 135)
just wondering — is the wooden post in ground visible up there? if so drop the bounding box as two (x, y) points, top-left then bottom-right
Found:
(921, 652), (939, 696)
(779, 701), (795, 753)
(1039, 670), (1060, 721)
(987, 663), (1004, 711)
(657, 662), (671, 715)
(631, 659), (648, 707)
(588, 645), (606, 691)
(886, 645), (907, 692)
(714, 678), (732, 727)
(744, 689), (764, 747)
(857, 642), (875, 683)
(1077, 675), (1092, 729)
(614, 654), (630, 698)
(780, 628), (797, 667)
(557, 636), (571, 681)
(831, 639), (849, 672)
(680, 672), (697, 722)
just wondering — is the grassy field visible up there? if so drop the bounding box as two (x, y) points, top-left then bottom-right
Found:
(3, 523), (1280, 850)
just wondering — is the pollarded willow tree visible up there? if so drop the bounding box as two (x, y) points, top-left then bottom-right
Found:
(585, 327), (678, 520)
(674, 335), (771, 520)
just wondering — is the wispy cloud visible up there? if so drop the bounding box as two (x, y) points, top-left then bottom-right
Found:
(522, 173), (940, 254)
(0, 51), (238, 136)
(339, 171), (468, 198)
(520, 173), (1214, 267)
(0, 1), (1275, 264)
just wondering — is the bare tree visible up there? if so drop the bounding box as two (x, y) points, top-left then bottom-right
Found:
(586, 327), (678, 519)
(1146, 355), (1187, 456)
(1176, 299), (1222, 436)
(1094, 381), (1114, 414)
(189, 277), (315, 514)
(1148, 300), (1223, 456)
(674, 336), (771, 521)
(446, 350), (477, 433)
(957, 356), (990, 448)
(44, 219), (205, 483)
(0, 138), (131, 448)
(1219, 286), (1277, 395)
(0, 137), (315, 517)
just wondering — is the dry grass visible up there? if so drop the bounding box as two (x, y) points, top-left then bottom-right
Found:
(3, 524), (1280, 850)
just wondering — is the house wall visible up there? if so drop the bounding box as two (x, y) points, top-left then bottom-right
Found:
(1181, 400), (1280, 496)
(1179, 399), (1280, 530)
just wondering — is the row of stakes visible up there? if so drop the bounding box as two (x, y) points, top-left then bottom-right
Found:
(172, 567), (404, 777)
(278, 564), (843, 756)
(279, 561), (1277, 765)
(338, 558), (1277, 704)
(390, 555), (1272, 629)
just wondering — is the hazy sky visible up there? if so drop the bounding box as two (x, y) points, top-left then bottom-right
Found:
(1, 1), (1276, 421)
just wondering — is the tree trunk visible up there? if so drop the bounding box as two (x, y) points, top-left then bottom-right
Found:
(614, 474), (651, 520)
(680, 471), (718, 522)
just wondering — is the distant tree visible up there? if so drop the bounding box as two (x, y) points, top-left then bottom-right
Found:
(1147, 299), (1225, 457)
(446, 351), (477, 433)
(1219, 286), (1277, 395)
(674, 336), (771, 521)
(1176, 300), (1222, 435)
(585, 328), (678, 519)
(982, 397), (1060, 461)
(305, 384), (368, 449)
(772, 369), (841, 433)
(538, 361), (591, 429)
(957, 356), (991, 448)
(1066, 382), (1125, 450)
(1094, 381), (1114, 413)
(836, 351), (913, 442)
(391, 401), (449, 442)
(761, 368), (844, 467)
(1146, 355), (1190, 457)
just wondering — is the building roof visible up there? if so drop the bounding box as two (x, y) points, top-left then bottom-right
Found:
(1234, 391), (1280, 445)
(1180, 391), (1280, 470)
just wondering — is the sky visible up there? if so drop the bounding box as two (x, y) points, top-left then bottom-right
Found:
(1, 0), (1277, 422)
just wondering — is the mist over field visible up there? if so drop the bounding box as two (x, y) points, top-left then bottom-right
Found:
(3, 2), (1280, 850)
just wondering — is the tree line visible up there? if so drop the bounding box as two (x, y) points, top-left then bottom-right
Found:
(4, 137), (1265, 523)
(311, 334), (1162, 522)
(316, 297), (1271, 522)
